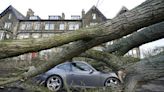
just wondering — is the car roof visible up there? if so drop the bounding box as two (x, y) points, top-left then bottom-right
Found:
(55, 61), (90, 68)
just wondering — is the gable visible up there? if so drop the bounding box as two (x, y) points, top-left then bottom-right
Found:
(84, 6), (106, 20)
(0, 5), (25, 20)
(82, 6), (107, 27)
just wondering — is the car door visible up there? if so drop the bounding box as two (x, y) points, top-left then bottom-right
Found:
(67, 62), (101, 87)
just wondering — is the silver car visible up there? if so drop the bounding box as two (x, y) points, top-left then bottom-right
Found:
(35, 61), (120, 91)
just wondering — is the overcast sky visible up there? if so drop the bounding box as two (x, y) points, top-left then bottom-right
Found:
(0, 0), (146, 19)
(0, 0), (164, 54)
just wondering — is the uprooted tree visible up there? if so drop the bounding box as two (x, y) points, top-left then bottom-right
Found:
(0, 0), (164, 92)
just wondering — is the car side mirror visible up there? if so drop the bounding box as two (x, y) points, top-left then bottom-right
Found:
(89, 69), (94, 74)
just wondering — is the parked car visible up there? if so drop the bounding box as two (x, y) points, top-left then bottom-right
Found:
(35, 61), (120, 91)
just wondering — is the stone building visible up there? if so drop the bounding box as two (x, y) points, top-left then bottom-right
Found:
(0, 5), (140, 60)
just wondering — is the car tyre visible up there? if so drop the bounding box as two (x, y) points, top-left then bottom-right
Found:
(46, 75), (63, 91)
(104, 77), (120, 87)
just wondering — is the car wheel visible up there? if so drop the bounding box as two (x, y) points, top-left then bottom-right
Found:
(46, 75), (63, 91)
(104, 77), (120, 87)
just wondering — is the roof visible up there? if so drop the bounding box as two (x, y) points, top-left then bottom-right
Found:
(116, 6), (129, 16)
(85, 5), (107, 20)
(0, 5), (25, 20)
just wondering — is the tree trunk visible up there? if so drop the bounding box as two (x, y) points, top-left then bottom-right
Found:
(124, 53), (164, 92)
(81, 50), (139, 71)
(0, 0), (164, 59)
(106, 21), (164, 55)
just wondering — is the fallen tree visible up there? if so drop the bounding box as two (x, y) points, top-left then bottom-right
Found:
(0, 0), (164, 59)
(106, 21), (164, 55)
(0, 0), (164, 92)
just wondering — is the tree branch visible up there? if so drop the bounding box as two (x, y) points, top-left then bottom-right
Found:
(106, 21), (164, 55)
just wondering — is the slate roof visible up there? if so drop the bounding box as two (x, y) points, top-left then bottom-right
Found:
(0, 5), (25, 20)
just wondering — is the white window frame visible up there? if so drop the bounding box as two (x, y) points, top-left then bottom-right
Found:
(92, 13), (96, 20)
(32, 33), (40, 38)
(59, 24), (65, 30)
(0, 32), (4, 40)
(34, 23), (40, 30)
(4, 22), (12, 29)
(20, 23), (26, 30)
(69, 23), (79, 30)
(29, 16), (38, 20)
(49, 16), (60, 20)
(26, 23), (32, 30)
(71, 16), (80, 20)
(90, 22), (98, 26)
(45, 23), (54, 30)
(8, 13), (12, 19)
(49, 24), (54, 30)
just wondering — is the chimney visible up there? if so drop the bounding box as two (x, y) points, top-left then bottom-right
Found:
(82, 9), (85, 18)
(26, 9), (34, 19)
(61, 13), (65, 19)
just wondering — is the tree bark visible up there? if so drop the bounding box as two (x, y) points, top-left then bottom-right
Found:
(0, 0), (164, 59)
(124, 53), (164, 92)
(80, 50), (139, 71)
(106, 21), (164, 55)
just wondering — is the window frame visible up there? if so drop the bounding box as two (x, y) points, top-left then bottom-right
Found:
(4, 22), (12, 29)
(92, 13), (96, 20)
(45, 23), (54, 30)
(59, 23), (65, 30)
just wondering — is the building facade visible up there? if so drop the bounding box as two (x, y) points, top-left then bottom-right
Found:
(0, 5), (140, 60)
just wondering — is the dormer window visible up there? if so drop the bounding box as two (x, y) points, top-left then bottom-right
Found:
(29, 16), (40, 20)
(92, 13), (96, 19)
(71, 15), (80, 20)
(49, 16), (61, 20)
(8, 13), (12, 19)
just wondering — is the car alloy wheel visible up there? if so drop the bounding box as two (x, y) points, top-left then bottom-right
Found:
(105, 77), (120, 87)
(46, 75), (63, 91)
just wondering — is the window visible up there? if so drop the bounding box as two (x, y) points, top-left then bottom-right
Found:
(49, 16), (61, 20)
(69, 23), (79, 30)
(29, 16), (39, 20)
(34, 23), (40, 30)
(132, 50), (137, 55)
(0, 32), (4, 40)
(26, 23), (32, 30)
(45, 24), (49, 30)
(90, 23), (97, 26)
(4, 22), (12, 29)
(45, 23), (54, 30)
(92, 13), (96, 19)
(20, 24), (26, 30)
(8, 13), (12, 19)
(71, 15), (80, 20)
(71, 62), (92, 72)
(17, 33), (30, 39)
(59, 24), (65, 30)
(57, 63), (71, 71)
(32, 33), (40, 38)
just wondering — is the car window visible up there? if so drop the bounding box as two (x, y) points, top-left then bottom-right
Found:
(57, 63), (71, 71)
(71, 62), (92, 72)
